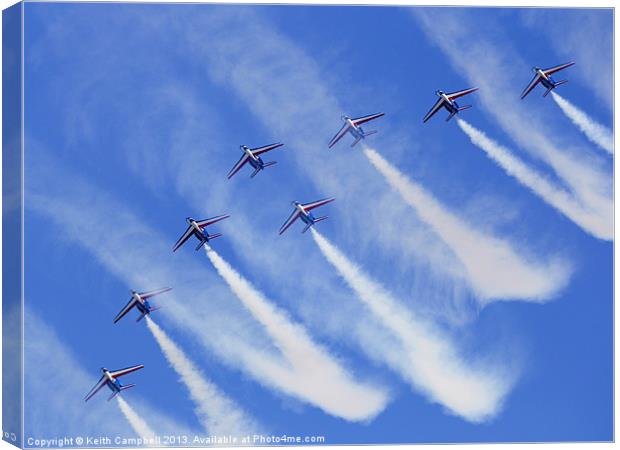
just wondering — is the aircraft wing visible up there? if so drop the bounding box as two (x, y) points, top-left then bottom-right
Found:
(109, 364), (144, 379)
(227, 154), (250, 179)
(328, 123), (350, 148)
(446, 87), (478, 100)
(173, 225), (196, 252)
(84, 375), (107, 402)
(520, 74), (542, 99)
(113, 297), (139, 324)
(252, 143), (284, 156)
(197, 215), (230, 229)
(278, 209), (301, 235)
(351, 112), (385, 126)
(139, 287), (172, 300)
(302, 197), (335, 211)
(423, 98), (446, 123)
(542, 61), (575, 76)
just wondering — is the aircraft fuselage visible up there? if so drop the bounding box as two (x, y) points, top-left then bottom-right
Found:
(534, 68), (557, 90)
(293, 202), (316, 226)
(101, 369), (121, 393)
(437, 91), (459, 115)
(241, 146), (265, 170)
(343, 116), (366, 140)
(187, 218), (211, 242)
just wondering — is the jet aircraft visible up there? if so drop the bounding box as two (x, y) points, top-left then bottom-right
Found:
(113, 287), (172, 323)
(173, 215), (230, 252)
(521, 62), (575, 99)
(328, 113), (384, 148)
(84, 364), (144, 402)
(423, 87), (479, 122)
(227, 143), (284, 179)
(279, 197), (335, 234)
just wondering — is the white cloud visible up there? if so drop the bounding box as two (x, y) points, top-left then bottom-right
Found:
(364, 146), (572, 303)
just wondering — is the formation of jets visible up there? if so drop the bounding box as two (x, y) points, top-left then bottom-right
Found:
(86, 61), (575, 403)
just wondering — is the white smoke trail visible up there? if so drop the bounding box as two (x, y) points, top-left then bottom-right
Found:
(310, 229), (516, 423)
(457, 118), (612, 241)
(363, 146), (572, 303)
(203, 245), (390, 422)
(145, 317), (260, 436)
(116, 397), (156, 444)
(551, 92), (613, 154)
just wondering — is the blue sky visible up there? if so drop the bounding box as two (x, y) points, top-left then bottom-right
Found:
(21, 3), (612, 445)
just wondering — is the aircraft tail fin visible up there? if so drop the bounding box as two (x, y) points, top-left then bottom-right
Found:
(544, 80), (568, 97)
(195, 240), (207, 251)
(136, 312), (147, 322)
(120, 383), (136, 391)
(301, 223), (313, 233)
(313, 216), (328, 224)
(362, 130), (378, 138)
(446, 111), (457, 121)
(250, 162), (276, 178)
(107, 391), (119, 402)
(458, 105), (472, 112)
(350, 136), (363, 147)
